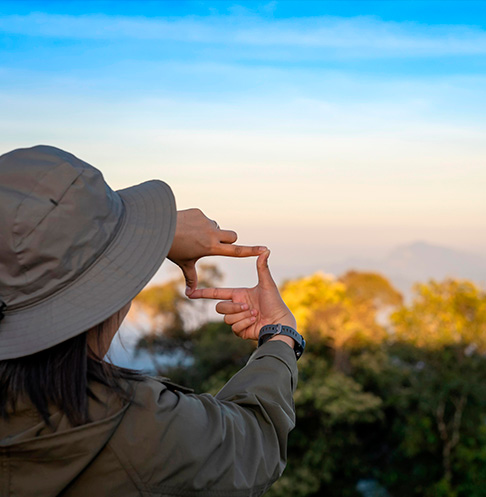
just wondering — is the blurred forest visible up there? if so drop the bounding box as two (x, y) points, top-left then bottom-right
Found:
(134, 266), (486, 497)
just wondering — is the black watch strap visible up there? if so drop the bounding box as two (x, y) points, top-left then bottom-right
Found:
(258, 324), (305, 360)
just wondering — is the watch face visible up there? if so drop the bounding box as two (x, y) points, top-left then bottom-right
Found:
(295, 338), (305, 360)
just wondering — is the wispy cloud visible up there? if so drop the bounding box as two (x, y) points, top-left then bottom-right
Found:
(1, 12), (486, 57)
(1, 6), (485, 253)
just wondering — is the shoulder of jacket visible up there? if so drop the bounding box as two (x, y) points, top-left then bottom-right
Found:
(133, 375), (195, 398)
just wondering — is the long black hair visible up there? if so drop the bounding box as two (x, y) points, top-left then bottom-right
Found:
(0, 323), (142, 427)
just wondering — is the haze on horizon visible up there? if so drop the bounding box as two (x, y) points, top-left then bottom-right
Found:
(1, 0), (485, 285)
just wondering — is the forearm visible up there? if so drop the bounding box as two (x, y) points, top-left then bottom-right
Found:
(214, 340), (298, 484)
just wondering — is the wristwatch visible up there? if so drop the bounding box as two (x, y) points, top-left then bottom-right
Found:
(258, 324), (305, 360)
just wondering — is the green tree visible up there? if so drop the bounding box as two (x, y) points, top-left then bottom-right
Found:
(392, 279), (486, 351)
(134, 263), (223, 372)
(269, 271), (403, 496)
(383, 280), (486, 495)
(267, 352), (384, 497)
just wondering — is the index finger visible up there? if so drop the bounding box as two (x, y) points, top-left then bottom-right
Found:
(214, 244), (267, 258)
(188, 287), (236, 300)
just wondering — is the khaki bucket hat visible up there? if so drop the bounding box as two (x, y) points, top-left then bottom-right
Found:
(0, 145), (176, 360)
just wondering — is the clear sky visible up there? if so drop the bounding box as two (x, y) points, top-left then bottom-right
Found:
(1, 1), (485, 284)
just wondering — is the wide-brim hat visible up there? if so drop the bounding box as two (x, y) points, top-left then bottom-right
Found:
(0, 145), (176, 360)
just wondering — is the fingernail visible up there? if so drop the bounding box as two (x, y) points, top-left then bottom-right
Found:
(241, 303), (249, 310)
(250, 316), (256, 322)
(251, 309), (257, 316)
(185, 286), (193, 296)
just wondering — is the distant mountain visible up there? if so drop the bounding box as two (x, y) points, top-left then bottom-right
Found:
(328, 241), (486, 295)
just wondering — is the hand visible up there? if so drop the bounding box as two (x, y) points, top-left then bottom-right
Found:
(189, 250), (297, 341)
(168, 209), (267, 295)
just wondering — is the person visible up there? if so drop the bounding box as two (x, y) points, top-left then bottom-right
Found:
(0, 145), (304, 496)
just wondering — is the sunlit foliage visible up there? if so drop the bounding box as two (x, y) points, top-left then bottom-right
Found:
(391, 279), (486, 351)
(282, 271), (402, 348)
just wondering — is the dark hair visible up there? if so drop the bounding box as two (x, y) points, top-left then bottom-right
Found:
(0, 324), (143, 427)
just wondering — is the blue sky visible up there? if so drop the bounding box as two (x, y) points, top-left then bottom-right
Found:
(2, 1), (486, 25)
(1, 1), (485, 283)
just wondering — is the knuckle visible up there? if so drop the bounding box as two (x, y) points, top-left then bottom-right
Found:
(234, 246), (242, 256)
(186, 207), (202, 218)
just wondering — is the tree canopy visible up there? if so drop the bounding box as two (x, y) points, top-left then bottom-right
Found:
(133, 269), (486, 497)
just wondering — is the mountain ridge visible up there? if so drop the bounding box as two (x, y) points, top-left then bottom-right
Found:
(328, 241), (486, 295)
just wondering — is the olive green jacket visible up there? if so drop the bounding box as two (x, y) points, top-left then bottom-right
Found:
(0, 341), (297, 496)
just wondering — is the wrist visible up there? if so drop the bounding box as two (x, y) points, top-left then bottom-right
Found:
(268, 335), (296, 348)
(279, 317), (297, 329)
(258, 323), (305, 360)
(266, 314), (296, 330)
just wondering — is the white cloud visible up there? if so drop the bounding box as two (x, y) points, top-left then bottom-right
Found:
(1, 12), (486, 57)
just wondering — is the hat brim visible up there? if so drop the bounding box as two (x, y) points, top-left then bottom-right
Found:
(0, 180), (177, 360)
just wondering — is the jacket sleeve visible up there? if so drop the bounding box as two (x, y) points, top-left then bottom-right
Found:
(110, 340), (297, 497)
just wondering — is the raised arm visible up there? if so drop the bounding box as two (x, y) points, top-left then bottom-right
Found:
(114, 250), (300, 496)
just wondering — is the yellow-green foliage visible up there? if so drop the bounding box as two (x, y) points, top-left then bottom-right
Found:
(136, 280), (183, 317)
(281, 272), (347, 331)
(280, 271), (402, 349)
(391, 279), (486, 351)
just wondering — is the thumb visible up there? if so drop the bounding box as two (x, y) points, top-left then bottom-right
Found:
(257, 250), (277, 288)
(182, 262), (198, 296)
